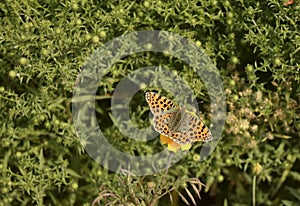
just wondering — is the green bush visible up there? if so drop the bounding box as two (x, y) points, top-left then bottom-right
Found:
(1, 0), (299, 205)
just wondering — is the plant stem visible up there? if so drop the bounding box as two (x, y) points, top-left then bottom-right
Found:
(252, 175), (256, 206)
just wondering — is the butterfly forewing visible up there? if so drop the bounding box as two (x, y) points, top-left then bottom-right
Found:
(145, 92), (177, 115)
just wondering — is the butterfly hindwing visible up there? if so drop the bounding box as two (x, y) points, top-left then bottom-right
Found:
(186, 113), (212, 142)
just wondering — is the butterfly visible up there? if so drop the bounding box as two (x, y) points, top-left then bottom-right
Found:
(145, 92), (212, 146)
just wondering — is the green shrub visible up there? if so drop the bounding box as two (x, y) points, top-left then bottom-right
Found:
(0, 0), (299, 205)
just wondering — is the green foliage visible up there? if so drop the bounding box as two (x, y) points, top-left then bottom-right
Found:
(92, 171), (204, 206)
(1, 0), (299, 205)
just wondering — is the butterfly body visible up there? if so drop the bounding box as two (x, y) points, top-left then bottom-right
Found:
(165, 109), (188, 132)
(145, 92), (212, 145)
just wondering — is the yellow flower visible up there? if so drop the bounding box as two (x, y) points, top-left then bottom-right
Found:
(253, 163), (263, 175)
(160, 134), (192, 152)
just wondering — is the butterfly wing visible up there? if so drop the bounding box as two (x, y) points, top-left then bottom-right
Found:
(152, 113), (171, 135)
(145, 92), (182, 140)
(186, 113), (212, 142)
(145, 92), (176, 115)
